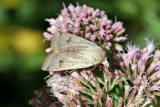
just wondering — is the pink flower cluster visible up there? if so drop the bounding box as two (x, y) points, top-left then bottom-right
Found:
(43, 3), (127, 51)
(114, 39), (160, 105)
(46, 69), (120, 107)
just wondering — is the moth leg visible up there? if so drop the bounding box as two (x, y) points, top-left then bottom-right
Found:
(85, 64), (99, 85)
(85, 69), (98, 86)
(90, 64), (99, 71)
(86, 59), (107, 85)
(44, 74), (52, 81)
(63, 70), (76, 85)
(64, 70), (76, 76)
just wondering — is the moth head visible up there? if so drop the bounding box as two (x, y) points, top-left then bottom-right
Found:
(101, 58), (109, 67)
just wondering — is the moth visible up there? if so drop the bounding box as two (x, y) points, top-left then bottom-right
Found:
(42, 33), (109, 72)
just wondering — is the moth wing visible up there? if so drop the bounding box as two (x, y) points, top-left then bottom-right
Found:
(42, 51), (98, 71)
(51, 33), (97, 50)
(51, 33), (106, 63)
(42, 33), (106, 71)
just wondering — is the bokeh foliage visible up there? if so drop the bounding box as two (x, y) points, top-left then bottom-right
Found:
(0, 0), (160, 106)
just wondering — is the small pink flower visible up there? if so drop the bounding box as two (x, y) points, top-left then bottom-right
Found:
(89, 24), (96, 31)
(82, 18), (89, 24)
(85, 33), (91, 39)
(92, 9), (100, 18)
(43, 32), (53, 40)
(149, 85), (160, 91)
(82, 4), (88, 11)
(61, 8), (69, 17)
(131, 64), (137, 72)
(98, 27), (106, 39)
(68, 4), (75, 13)
(154, 50), (160, 59)
(45, 18), (56, 25)
(87, 7), (94, 15)
(105, 35), (110, 40)
(45, 47), (52, 53)
(114, 36), (127, 42)
(125, 85), (131, 100)
(90, 34), (96, 41)
(145, 39), (155, 54)
(106, 42), (112, 47)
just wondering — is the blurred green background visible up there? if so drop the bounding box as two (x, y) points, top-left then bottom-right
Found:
(0, 0), (160, 106)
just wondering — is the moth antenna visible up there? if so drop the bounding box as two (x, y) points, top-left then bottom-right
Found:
(44, 74), (51, 81)
(109, 67), (114, 72)
(64, 70), (76, 85)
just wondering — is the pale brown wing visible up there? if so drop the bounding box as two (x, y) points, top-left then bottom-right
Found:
(42, 47), (105, 71)
(51, 33), (97, 51)
(42, 50), (96, 71)
(42, 33), (106, 71)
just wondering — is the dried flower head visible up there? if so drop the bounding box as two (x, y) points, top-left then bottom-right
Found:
(44, 3), (127, 52)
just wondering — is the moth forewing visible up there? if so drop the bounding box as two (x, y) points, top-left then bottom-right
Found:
(81, 47), (105, 65)
(42, 33), (108, 72)
(41, 53), (53, 71)
(51, 33), (96, 50)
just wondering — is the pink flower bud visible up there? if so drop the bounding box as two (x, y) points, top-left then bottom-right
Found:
(68, 24), (74, 29)
(92, 9), (99, 18)
(114, 37), (127, 42)
(125, 85), (131, 100)
(147, 63), (157, 75)
(90, 24), (96, 31)
(106, 42), (112, 47)
(105, 24), (111, 30)
(47, 26), (57, 34)
(111, 22), (123, 30)
(85, 33), (91, 39)
(154, 50), (160, 59)
(105, 35), (110, 40)
(75, 18), (81, 22)
(79, 12), (85, 19)
(87, 7), (94, 15)
(82, 4), (88, 11)
(43, 32), (53, 40)
(131, 64), (137, 72)
(149, 71), (160, 82)
(45, 18), (56, 25)
(90, 34), (96, 42)
(45, 47), (52, 53)
(115, 44), (123, 51)
(98, 27), (106, 39)
(116, 29), (125, 36)
(82, 18), (89, 24)
(120, 62), (125, 69)
(68, 4), (75, 13)
(108, 34), (113, 39)
(149, 85), (160, 91)
(61, 8), (69, 17)
(146, 39), (155, 54)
